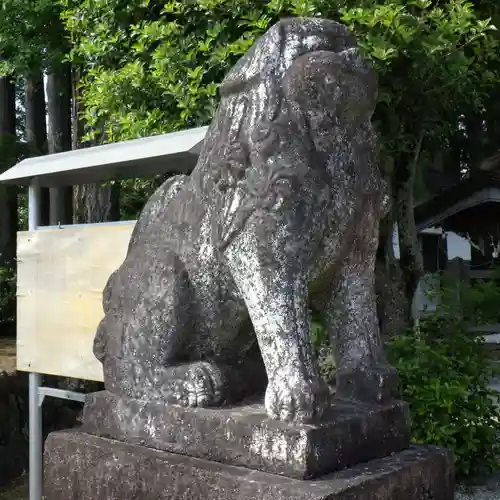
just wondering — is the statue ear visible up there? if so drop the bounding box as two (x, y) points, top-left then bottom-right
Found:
(284, 48), (377, 125)
(282, 50), (344, 110)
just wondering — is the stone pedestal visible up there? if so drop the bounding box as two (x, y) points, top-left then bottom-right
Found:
(44, 430), (454, 500)
(43, 392), (455, 499)
(81, 391), (411, 479)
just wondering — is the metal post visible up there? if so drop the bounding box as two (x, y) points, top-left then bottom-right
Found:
(29, 372), (42, 500)
(28, 181), (41, 232)
(28, 180), (43, 500)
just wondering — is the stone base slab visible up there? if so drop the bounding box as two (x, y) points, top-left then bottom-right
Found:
(43, 430), (454, 500)
(82, 390), (410, 479)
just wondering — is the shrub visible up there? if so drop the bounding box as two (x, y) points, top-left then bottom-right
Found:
(310, 310), (336, 383)
(387, 312), (500, 478)
(0, 266), (15, 325)
(464, 271), (500, 325)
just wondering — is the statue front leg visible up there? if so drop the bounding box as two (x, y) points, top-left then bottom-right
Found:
(226, 235), (329, 423)
(326, 230), (399, 403)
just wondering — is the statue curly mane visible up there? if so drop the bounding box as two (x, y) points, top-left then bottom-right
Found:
(190, 19), (374, 250)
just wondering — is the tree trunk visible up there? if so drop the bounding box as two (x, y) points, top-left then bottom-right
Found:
(0, 76), (15, 136)
(47, 65), (73, 225)
(0, 76), (17, 267)
(375, 154), (412, 337)
(71, 67), (120, 223)
(375, 207), (412, 338)
(0, 76), (18, 326)
(392, 137), (424, 328)
(25, 72), (50, 226)
(375, 135), (426, 337)
(25, 73), (47, 153)
(73, 183), (121, 223)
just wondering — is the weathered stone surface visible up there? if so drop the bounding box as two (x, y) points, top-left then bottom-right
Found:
(81, 390), (410, 479)
(44, 430), (454, 500)
(93, 16), (397, 424)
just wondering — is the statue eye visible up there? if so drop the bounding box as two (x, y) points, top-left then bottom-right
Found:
(232, 166), (245, 180)
(217, 180), (229, 193)
(324, 74), (335, 85)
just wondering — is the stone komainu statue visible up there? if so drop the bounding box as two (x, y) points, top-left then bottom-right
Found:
(94, 17), (397, 423)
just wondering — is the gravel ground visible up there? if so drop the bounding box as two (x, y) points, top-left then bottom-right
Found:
(0, 338), (16, 373)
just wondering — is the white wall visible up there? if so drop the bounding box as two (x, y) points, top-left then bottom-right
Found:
(446, 231), (471, 261)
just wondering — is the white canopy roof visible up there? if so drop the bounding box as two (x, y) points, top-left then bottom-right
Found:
(0, 126), (208, 187)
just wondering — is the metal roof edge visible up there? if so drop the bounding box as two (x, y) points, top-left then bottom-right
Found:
(0, 126), (209, 185)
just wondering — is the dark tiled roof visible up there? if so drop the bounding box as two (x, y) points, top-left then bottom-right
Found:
(414, 170), (500, 229)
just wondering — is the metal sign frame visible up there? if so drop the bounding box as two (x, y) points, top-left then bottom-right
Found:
(0, 127), (208, 500)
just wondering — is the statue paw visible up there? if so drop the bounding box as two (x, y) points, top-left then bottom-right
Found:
(178, 361), (225, 407)
(265, 373), (330, 423)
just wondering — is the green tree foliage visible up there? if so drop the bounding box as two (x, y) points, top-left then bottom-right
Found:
(60, 0), (500, 329)
(61, 0), (279, 141)
(0, 0), (68, 75)
(342, 0), (497, 161)
(61, 0), (497, 148)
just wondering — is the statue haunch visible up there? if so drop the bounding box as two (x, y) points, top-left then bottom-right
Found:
(94, 17), (398, 423)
